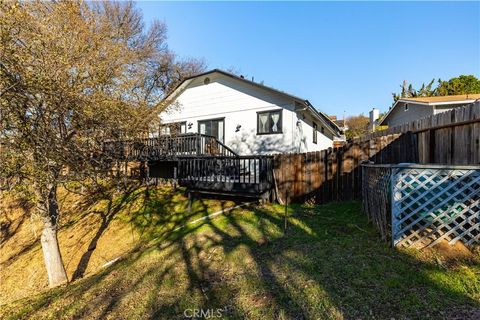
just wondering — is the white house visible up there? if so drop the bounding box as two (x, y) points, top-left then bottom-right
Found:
(380, 94), (480, 128)
(160, 69), (343, 155)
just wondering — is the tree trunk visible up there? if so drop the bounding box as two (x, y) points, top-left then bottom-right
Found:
(40, 186), (68, 287)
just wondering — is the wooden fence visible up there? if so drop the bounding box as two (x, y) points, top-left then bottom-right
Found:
(273, 132), (417, 204)
(359, 100), (480, 164)
(273, 101), (480, 204)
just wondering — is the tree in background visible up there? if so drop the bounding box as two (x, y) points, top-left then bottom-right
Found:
(392, 75), (480, 102)
(436, 75), (480, 96)
(392, 79), (436, 101)
(345, 114), (370, 140)
(0, 1), (204, 287)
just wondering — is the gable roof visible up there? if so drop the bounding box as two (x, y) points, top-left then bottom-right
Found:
(379, 93), (480, 126)
(164, 69), (342, 137)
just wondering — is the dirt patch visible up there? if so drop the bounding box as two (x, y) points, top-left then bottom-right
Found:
(429, 239), (474, 262)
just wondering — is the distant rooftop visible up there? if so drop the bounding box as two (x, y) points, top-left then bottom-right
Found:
(399, 93), (480, 104)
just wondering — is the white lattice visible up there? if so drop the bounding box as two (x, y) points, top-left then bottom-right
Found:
(392, 167), (480, 248)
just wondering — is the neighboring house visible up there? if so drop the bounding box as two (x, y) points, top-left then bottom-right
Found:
(160, 69), (343, 155)
(329, 115), (348, 132)
(380, 94), (480, 127)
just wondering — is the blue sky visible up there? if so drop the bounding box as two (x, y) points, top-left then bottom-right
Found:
(137, 1), (480, 117)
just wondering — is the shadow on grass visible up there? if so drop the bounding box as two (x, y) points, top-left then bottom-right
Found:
(3, 192), (479, 319)
(71, 183), (143, 280)
(0, 198), (38, 268)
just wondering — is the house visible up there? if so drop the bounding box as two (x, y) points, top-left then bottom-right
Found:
(379, 94), (480, 127)
(160, 69), (343, 155)
(329, 115), (348, 132)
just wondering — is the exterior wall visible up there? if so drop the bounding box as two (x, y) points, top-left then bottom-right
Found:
(161, 73), (333, 154)
(384, 102), (434, 127)
(384, 101), (476, 127)
(295, 112), (334, 153)
(434, 103), (474, 115)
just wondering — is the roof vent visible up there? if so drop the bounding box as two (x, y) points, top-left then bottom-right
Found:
(204, 77), (210, 85)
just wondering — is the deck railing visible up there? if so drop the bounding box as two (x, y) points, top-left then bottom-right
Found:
(103, 133), (237, 160)
(177, 155), (274, 194)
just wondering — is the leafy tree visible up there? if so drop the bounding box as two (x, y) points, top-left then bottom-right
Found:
(392, 75), (480, 103)
(345, 114), (370, 139)
(436, 75), (480, 96)
(0, 1), (202, 287)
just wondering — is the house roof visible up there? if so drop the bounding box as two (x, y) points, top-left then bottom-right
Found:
(398, 94), (480, 104)
(164, 69), (343, 137)
(379, 94), (480, 126)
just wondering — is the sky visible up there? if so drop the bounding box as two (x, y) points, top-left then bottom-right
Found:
(137, 1), (480, 118)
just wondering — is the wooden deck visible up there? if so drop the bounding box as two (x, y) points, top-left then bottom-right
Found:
(105, 134), (273, 198)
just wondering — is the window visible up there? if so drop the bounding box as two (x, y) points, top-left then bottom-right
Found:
(257, 110), (282, 134)
(160, 122), (186, 135)
(198, 118), (225, 142)
(405, 104), (409, 111)
(313, 122), (318, 144)
(321, 126), (325, 134)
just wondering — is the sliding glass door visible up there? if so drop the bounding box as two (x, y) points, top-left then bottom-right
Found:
(198, 118), (225, 143)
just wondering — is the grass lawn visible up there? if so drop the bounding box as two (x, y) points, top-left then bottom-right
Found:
(1, 187), (479, 319)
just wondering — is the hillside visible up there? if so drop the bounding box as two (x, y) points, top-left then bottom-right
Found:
(1, 186), (479, 319)
(0, 185), (236, 306)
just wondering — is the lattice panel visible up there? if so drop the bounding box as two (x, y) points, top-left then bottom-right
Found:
(392, 168), (480, 248)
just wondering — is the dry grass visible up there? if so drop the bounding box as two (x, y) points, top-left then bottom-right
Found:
(0, 184), (235, 306)
(1, 186), (479, 319)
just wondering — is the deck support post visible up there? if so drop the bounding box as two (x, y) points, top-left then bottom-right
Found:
(284, 190), (289, 233)
(173, 165), (177, 190)
(144, 161), (150, 200)
(115, 160), (120, 192)
(187, 191), (193, 213)
(123, 159), (128, 189)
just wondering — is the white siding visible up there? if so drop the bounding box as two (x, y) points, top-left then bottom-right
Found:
(384, 102), (434, 127)
(161, 73), (333, 154)
(434, 103), (474, 115)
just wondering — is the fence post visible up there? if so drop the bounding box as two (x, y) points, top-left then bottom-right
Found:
(390, 167), (397, 248)
(284, 189), (289, 233)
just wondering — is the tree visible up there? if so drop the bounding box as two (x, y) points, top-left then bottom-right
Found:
(392, 79), (436, 101)
(436, 75), (480, 96)
(345, 114), (370, 139)
(392, 75), (480, 103)
(0, 1), (202, 287)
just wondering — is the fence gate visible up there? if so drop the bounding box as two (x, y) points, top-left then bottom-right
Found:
(392, 166), (480, 248)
